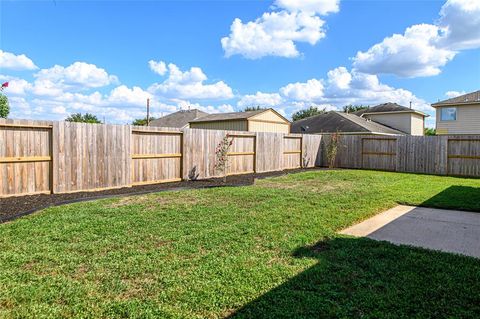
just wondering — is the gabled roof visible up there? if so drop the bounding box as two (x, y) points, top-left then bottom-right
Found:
(150, 109), (208, 128)
(431, 90), (480, 107)
(354, 102), (428, 117)
(291, 111), (404, 135)
(189, 108), (290, 123)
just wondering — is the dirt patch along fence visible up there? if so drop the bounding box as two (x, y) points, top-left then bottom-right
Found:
(0, 119), (323, 197)
(321, 134), (480, 177)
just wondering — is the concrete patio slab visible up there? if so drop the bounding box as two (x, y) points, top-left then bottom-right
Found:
(340, 205), (480, 258)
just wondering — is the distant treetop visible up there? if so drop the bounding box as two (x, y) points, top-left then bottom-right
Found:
(243, 106), (266, 112)
(343, 104), (369, 113)
(292, 106), (327, 121)
(65, 113), (102, 124)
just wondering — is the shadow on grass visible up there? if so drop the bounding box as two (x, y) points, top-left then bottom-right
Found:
(415, 186), (480, 212)
(229, 237), (480, 318)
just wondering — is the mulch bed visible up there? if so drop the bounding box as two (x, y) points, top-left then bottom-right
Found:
(0, 168), (324, 223)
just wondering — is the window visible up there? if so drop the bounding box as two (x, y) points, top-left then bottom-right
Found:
(441, 107), (457, 121)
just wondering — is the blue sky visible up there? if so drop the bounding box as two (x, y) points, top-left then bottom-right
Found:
(1, 0), (479, 127)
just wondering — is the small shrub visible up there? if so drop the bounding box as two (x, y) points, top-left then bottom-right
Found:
(214, 135), (233, 182)
(326, 132), (340, 169)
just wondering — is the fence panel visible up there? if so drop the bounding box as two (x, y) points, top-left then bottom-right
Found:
(255, 132), (283, 172)
(131, 127), (182, 185)
(227, 133), (256, 175)
(0, 119), (53, 197)
(53, 122), (131, 193)
(448, 137), (480, 176)
(361, 137), (397, 171)
(283, 135), (302, 169)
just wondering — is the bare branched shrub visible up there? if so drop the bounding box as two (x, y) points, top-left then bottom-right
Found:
(326, 132), (341, 169)
(214, 135), (233, 182)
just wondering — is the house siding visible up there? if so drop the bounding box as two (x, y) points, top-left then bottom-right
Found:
(410, 113), (425, 136)
(190, 120), (248, 131)
(364, 113), (412, 134)
(436, 104), (480, 135)
(248, 120), (290, 133)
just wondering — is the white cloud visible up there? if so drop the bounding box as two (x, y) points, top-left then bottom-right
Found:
(107, 85), (152, 106)
(240, 67), (432, 119)
(353, 24), (455, 77)
(352, 0), (480, 77)
(52, 106), (67, 114)
(34, 62), (118, 90)
(237, 91), (283, 108)
(222, 11), (325, 59)
(437, 0), (480, 50)
(0, 75), (32, 96)
(280, 78), (324, 101)
(148, 60), (167, 75)
(445, 90), (466, 98)
(274, 0), (340, 15)
(0, 50), (38, 70)
(327, 66), (352, 90)
(148, 63), (233, 100)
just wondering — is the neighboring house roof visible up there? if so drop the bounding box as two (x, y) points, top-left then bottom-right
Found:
(354, 102), (428, 117)
(150, 109), (208, 128)
(189, 108), (290, 123)
(431, 90), (480, 107)
(291, 111), (404, 135)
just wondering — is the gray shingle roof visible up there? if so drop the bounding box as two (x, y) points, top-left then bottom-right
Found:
(190, 109), (272, 123)
(150, 109), (208, 128)
(432, 90), (480, 107)
(291, 111), (404, 135)
(354, 102), (427, 116)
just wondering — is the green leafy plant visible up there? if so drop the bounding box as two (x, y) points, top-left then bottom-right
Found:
(132, 117), (157, 126)
(326, 132), (341, 168)
(66, 113), (102, 124)
(424, 128), (436, 136)
(292, 106), (327, 121)
(244, 106), (265, 112)
(343, 104), (369, 113)
(0, 93), (9, 119)
(214, 135), (233, 182)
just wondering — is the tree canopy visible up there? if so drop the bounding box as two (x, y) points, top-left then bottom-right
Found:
(343, 104), (369, 113)
(65, 113), (102, 124)
(424, 128), (436, 136)
(132, 117), (157, 126)
(243, 106), (266, 112)
(291, 106), (327, 121)
(0, 94), (9, 119)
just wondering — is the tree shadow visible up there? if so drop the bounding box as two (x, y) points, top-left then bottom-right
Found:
(228, 237), (480, 318)
(415, 185), (480, 212)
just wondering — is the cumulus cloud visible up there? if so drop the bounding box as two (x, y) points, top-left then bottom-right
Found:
(445, 90), (466, 98)
(280, 78), (324, 101)
(148, 60), (167, 75)
(148, 62), (233, 100)
(221, 0), (339, 59)
(274, 0), (340, 15)
(237, 92), (283, 108)
(353, 0), (480, 77)
(33, 62), (118, 90)
(0, 50), (38, 70)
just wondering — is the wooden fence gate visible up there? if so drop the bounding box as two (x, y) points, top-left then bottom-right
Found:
(283, 136), (302, 169)
(131, 129), (183, 185)
(0, 122), (53, 197)
(447, 138), (480, 177)
(361, 137), (397, 171)
(227, 133), (256, 175)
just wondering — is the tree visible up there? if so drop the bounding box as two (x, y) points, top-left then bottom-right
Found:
(0, 94), (9, 119)
(132, 117), (157, 126)
(65, 113), (101, 123)
(424, 128), (436, 136)
(343, 104), (369, 113)
(244, 106), (265, 112)
(292, 106), (326, 121)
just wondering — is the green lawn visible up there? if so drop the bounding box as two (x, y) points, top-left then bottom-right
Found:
(1, 170), (480, 318)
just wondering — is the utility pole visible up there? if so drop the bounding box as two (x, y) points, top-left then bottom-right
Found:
(146, 98), (150, 126)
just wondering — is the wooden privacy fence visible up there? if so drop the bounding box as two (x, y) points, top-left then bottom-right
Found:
(322, 134), (480, 177)
(0, 119), (322, 198)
